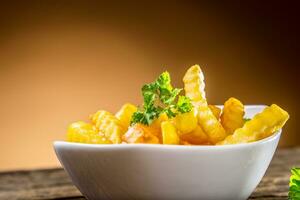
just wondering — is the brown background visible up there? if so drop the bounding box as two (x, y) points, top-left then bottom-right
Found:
(0, 1), (299, 171)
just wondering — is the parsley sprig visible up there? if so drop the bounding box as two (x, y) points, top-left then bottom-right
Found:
(289, 167), (300, 200)
(131, 71), (193, 125)
(243, 118), (251, 122)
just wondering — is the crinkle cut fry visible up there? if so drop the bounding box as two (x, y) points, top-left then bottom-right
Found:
(219, 104), (289, 145)
(183, 65), (227, 144)
(208, 105), (221, 119)
(221, 97), (245, 134)
(91, 110), (125, 144)
(67, 121), (111, 144)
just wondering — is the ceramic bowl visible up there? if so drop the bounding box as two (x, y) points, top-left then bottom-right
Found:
(54, 105), (281, 200)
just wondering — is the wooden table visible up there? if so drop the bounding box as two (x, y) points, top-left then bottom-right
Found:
(1, 147), (299, 200)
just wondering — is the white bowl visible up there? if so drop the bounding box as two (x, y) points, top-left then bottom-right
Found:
(54, 105), (281, 200)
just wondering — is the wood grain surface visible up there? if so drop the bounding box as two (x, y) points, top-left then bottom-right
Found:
(0, 147), (299, 200)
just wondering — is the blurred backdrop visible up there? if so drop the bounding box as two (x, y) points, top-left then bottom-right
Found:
(0, 1), (299, 171)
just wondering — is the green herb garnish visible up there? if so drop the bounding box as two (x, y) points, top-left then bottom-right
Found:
(243, 118), (251, 122)
(131, 71), (193, 125)
(289, 167), (300, 200)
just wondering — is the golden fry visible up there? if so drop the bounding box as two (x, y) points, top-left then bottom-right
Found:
(183, 65), (207, 106)
(179, 125), (209, 144)
(220, 98), (245, 134)
(115, 103), (137, 128)
(67, 121), (111, 144)
(219, 104), (289, 145)
(90, 110), (125, 144)
(208, 105), (221, 119)
(161, 121), (180, 145)
(180, 140), (193, 145)
(173, 109), (198, 134)
(122, 123), (160, 144)
(148, 113), (168, 143)
(151, 113), (168, 130)
(183, 65), (226, 144)
(66, 64), (290, 146)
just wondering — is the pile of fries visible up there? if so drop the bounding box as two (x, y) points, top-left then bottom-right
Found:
(67, 65), (289, 145)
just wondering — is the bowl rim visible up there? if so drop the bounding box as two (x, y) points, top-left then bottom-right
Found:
(54, 104), (281, 150)
(53, 130), (281, 151)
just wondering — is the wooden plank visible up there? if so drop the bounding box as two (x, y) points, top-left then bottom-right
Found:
(0, 169), (82, 200)
(0, 147), (299, 200)
(249, 147), (300, 199)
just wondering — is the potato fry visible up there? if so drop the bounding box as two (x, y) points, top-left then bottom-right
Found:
(161, 121), (180, 145)
(180, 140), (193, 145)
(173, 109), (198, 134)
(220, 98), (245, 134)
(219, 104), (289, 145)
(67, 121), (111, 144)
(183, 65), (206, 106)
(66, 65), (290, 146)
(90, 110), (125, 144)
(179, 125), (209, 144)
(122, 123), (160, 144)
(151, 113), (168, 130)
(196, 105), (226, 144)
(148, 113), (168, 143)
(183, 65), (226, 144)
(208, 105), (221, 119)
(115, 103), (137, 128)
